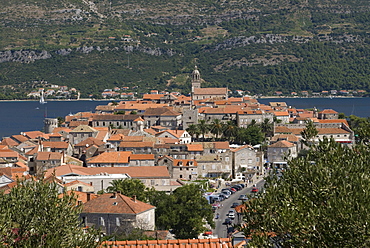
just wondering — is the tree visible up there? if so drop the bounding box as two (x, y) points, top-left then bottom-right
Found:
(260, 118), (274, 138)
(198, 119), (210, 141)
(186, 124), (201, 140)
(210, 119), (223, 140)
(106, 178), (153, 202)
(150, 184), (214, 239)
(235, 125), (264, 145)
(223, 121), (238, 142)
(0, 178), (98, 247)
(300, 120), (319, 147)
(170, 184), (214, 239)
(241, 138), (370, 247)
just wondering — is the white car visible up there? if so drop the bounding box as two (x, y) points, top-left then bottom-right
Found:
(228, 211), (235, 219)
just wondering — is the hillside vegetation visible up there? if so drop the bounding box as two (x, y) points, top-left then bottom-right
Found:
(1, 0), (370, 98)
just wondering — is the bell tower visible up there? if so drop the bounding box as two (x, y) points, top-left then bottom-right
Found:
(191, 66), (201, 93)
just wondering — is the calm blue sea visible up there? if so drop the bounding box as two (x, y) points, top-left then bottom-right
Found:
(257, 97), (370, 118)
(0, 98), (369, 138)
(0, 100), (110, 139)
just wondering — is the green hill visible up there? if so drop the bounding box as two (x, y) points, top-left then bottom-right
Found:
(1, 0), (370, 98)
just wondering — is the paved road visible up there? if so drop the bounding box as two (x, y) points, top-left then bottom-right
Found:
(213, 179), (265, 238)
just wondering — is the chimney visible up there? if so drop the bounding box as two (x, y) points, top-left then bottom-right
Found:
(132, 195), (137, 202)
(87, 193), (91, 202)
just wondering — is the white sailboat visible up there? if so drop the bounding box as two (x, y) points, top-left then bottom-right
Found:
(40, 90), (47, 104)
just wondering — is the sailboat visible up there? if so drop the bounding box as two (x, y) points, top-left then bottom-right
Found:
(40, 90), (47, 104)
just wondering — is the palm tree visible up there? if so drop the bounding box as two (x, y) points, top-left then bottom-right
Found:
(223, 121), (237, 142)
(260, 118), (273, 138)
(106, 178), (148, 202)
(210, 119), (223, 140)
(198, 119), (210, 141)
(186, 124), (201, 141)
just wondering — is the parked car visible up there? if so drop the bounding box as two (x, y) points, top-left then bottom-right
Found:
(229, 188), (237, 192)
(220, 193), (230, 199)
(204, 230), (212, 236)
(223, 218), (232, 225)
(238, 194), (248, 201)
(221, 189), (232, 195)
(231, 185), (242, 191)
(231, 202), (240, 208)
(251, 187), (259, 193)
(228, 212), (235, 219)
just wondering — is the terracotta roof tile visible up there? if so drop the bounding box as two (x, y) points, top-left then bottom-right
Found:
(193, 88), (228, 95)
(87, 151), (132, 164)
(274, 111), (289, 116)
(82, 193), (155, 214)
(214, 142), (230, 149)
(130, 154), (155, 160)
(101, 239), (232, 248)
(269, 140), (295, 148)
(36, 152), (63, 161)
(144, 107), (181, 116)
(319, 109), (338, 114)
(70, 125), (97, 133)
(23, 131), (45, 139)
(187, 144), (203, 152)
(119, 142), (154, 148)
(0, 138), (19, 147)
(42, 141), (69, 149)
(173, 159), (197, 167)
(75, 137), (105, 147)
(11, 135), (29, 143)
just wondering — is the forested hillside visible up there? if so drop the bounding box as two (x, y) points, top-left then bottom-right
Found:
(1, 0), (370, 98)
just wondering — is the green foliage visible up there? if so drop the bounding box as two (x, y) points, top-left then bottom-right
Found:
(106, 178), (154, 202)
(300, 120), (319, 146)
(241, 138), (370, 247)
(149, 184), (214, 239)
(0, 178), (99, 247)
(347, 115), (370, 144)
(1, 1), (370, 97)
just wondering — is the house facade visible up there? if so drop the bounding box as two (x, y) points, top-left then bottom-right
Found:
(81, 193), (155, 235)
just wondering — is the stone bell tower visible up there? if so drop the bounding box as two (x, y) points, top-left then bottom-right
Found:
(191, 66), (201, 94)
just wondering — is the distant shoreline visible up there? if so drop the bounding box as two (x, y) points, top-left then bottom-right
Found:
(0, 96), (365, 102)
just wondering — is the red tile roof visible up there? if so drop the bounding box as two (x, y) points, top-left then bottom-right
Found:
(87, 151), (132, 164)
(0, 138), (19, 147)
(82, 193), (155, 214)
(42, 141), (69, 149)
(269, 140), (295, 148)
(102, 238), (232, 248)
(319, 109), (338, 114)
(193, 88), (228, 95)
(187, 144), (203, 152)
(36, 152), (63, 161)
(119, 142), (154, 148)
(45, 165), (170, 178)
(130, 154), (155, 160)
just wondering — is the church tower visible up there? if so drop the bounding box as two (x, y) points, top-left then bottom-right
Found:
(191, 66), (201, 94)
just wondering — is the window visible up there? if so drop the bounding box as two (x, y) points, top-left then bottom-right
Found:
(116, 217), (120, 226)
(248, 159), (252, 164)
(77, 186), (83, 192)
(99, 217), (105, 226)
(225, 157), (229, 162)
(82, 216), (87, 226)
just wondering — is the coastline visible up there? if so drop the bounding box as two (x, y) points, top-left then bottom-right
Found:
(0, 96), (365, 102)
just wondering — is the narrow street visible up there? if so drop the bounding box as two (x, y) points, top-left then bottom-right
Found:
(212, 178), (265, 238)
